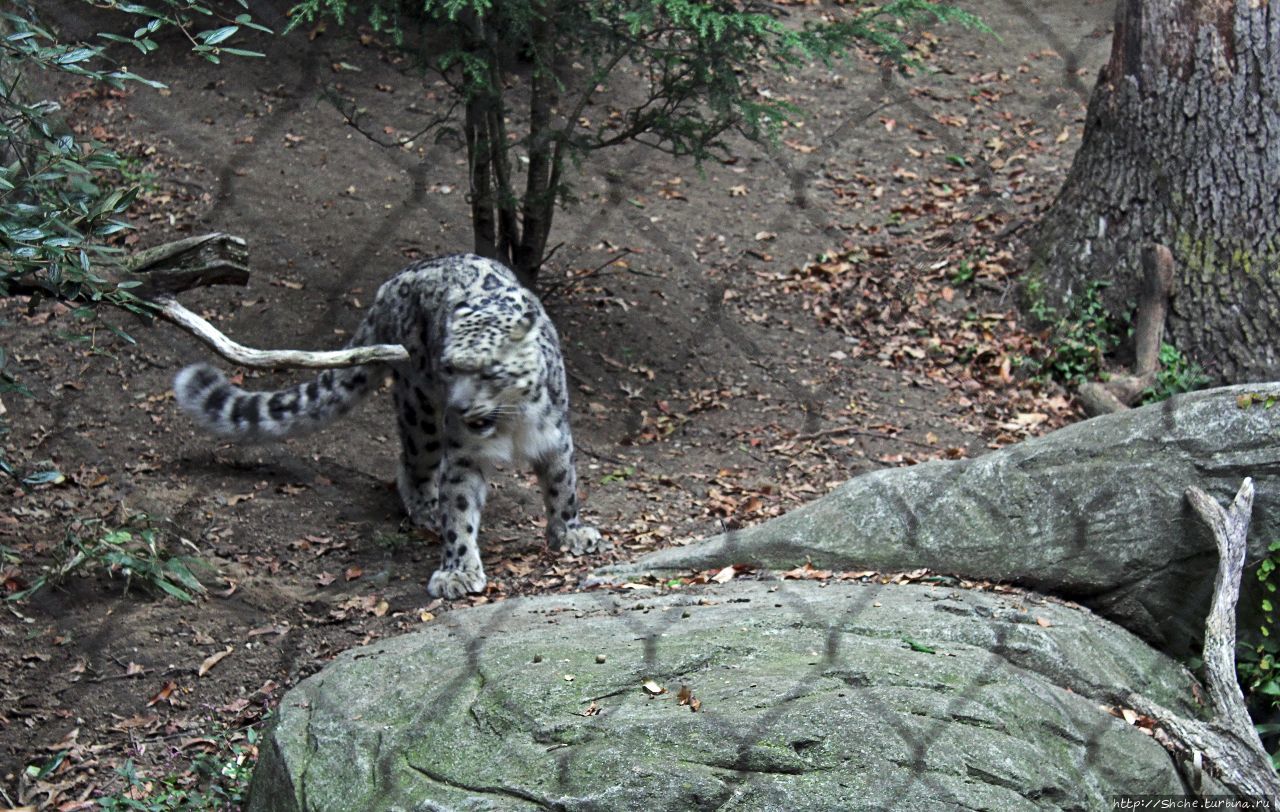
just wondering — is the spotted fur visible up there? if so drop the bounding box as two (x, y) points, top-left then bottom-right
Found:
(173, 254), (606, 598)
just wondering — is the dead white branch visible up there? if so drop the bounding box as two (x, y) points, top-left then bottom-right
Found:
(157, 296), (409, 370)
(1125, 479), (1279, 800)
(1188, 480), (1256, 726)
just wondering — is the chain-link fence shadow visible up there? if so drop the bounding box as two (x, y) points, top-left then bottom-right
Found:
(10, 0), (1211, 808)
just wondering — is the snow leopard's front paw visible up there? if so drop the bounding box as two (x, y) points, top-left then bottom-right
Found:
(557, 525), (608, 555)
(428, 566), (487, 599)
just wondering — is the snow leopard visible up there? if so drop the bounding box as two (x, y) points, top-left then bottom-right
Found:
(172, 254), (606, 598)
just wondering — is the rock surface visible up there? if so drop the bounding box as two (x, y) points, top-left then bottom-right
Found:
(249, 581), (1193, 811)
(599, 383), (1280, 654)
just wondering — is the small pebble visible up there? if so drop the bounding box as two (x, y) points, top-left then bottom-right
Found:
(595, 654), (607, 664)
(532, 654), (543, 663)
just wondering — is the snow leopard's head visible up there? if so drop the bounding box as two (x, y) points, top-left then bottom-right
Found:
(442, 284), (544, 437)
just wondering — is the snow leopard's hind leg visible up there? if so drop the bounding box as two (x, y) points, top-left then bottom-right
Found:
(393, 368), (446, 532)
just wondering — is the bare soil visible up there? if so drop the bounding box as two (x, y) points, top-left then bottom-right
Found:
(1, 1), (1114, 807)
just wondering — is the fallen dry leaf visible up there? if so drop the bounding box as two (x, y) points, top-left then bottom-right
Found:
(198, 647), (233, 678)
(146, 680), (178, 707)
(711, 565), (737, 584)
(675, 683), (702, 711)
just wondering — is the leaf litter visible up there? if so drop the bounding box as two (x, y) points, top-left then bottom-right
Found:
(0, 8), (1101, 809)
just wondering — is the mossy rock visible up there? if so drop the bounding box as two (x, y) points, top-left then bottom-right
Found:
(249, 581), (1192, 811)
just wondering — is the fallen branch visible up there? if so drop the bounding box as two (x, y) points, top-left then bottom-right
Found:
(156, 297), (408, 369)
(8, 231), (414, 371)
(121, 231), (252, 296)
(1125, 479), (1279, 800)
(123, 233), (410, 369)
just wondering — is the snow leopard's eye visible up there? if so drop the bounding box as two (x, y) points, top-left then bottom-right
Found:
(465, 414), (497, 433)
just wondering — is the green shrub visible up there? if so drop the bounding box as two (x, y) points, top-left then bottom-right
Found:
(1238, 540), (1280, 770)
(1139, 342), (1210, 403)
(6, 514), (207, 602)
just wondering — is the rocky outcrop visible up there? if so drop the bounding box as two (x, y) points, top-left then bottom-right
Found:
(249, 581), (1194, 810)
(599, 383), (1280, 654)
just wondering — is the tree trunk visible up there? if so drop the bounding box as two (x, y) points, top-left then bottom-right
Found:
(1030, 0), (1280, 383)
(464, 96), (500, 264)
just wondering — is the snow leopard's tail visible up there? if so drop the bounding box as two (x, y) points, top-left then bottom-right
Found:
(173, 362), (382, 441)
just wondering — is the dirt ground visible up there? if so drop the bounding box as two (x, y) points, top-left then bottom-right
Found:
(1, 0), (1114, 807)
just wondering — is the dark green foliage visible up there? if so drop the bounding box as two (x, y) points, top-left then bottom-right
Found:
(287, 0), (983, 285)
(1, 2), (267, 308)
(1140, 342), (1210, 404)
(5, 514), (208, 603)
(1026, 280), (1119, 385)
(1239, 540), (1280, 769)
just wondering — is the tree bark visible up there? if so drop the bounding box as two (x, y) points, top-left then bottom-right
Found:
(1031, 0), (1280, 383)
(464, 96), (499, 264)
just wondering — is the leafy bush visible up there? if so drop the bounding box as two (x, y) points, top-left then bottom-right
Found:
(1239, 540), (1280, 769)
(1139, 342), (1210, 404)
(1027, 280), (1119, 385)
(1, 4), (266, 310)
(0, 2), (268, 476)
(5, 514), (207, 602)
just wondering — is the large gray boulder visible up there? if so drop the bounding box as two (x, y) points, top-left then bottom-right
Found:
(599, 383), (1280, 654)
(250, 581), (1195, 811)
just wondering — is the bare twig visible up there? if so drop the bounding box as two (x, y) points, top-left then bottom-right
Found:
(541, 249), (636, 299)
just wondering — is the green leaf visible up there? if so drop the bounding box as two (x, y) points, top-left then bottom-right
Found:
(235, 14), (275, 34)
(22, 470), (65, 486)
(199, 25), (240, 45)
(155, 577), (196, 603)
(55, 47), (99, 65)
(217, 47), (266, 58)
